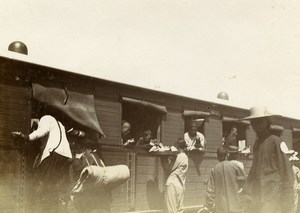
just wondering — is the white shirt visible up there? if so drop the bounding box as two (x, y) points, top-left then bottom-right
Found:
(29, 115), (72, 163)
(184, 131), (206, 151)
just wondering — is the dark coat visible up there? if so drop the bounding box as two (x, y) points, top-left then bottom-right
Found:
(243, 132), (294, 213)
(224, 134), (238, 148)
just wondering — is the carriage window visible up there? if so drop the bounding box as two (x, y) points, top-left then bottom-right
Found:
(222, 117), (249, 152)
(183, 110), (209, 153)
(184, 117), (205, 135)
(183, 110), (209, 136)
(121, 97), (166, 146)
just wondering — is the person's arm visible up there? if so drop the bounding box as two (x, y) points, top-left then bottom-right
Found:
(235, 162), (247, 189)
(11, 116), (50, 142)
(28, 116), (51, 141)
(205, 168), (215, 210)
(136, 137), (143, 146)
(161, 155), (177, 174)
(72, 157), (86, 174)
(276, 141), (294, 212)
(295, 166), (300, 192)
(196, 133), (206, 152)
(295, 166), (300, 182)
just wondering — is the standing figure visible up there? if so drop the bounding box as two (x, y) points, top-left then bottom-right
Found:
(69, 138), (105, 183)
(161, 138), (189, 213)
(242, 106), (294, 213)
(286, 150), (300, 213)
(69, 138), (111, 213)
(12, 114), (72, 212)
(184, 123), (206, 152)
(205, 147), (246, 213)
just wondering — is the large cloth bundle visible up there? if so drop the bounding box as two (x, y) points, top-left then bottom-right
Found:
(71, 165), (130, 200)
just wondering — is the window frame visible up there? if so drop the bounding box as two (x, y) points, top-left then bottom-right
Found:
(182, 110), (210, 137)
(121, 96), (167, 146)
(222, 116), (250, 150)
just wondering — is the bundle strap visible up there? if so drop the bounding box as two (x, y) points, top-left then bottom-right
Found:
(91, 154), (101, 167)
(51, 119), (62, 154)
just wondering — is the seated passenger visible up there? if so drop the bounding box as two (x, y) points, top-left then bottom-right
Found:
(184, 123), (206, 152)
(136, 130), (155, 148)
(121, 120), (135, 146)
(223, 126), (238, 149)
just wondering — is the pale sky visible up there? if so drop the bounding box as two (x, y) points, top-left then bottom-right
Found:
(1, 0), (300, 119)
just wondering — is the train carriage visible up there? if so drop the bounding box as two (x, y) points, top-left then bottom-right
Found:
(1, 53), (300, 212)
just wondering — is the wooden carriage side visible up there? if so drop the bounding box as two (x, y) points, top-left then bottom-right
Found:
(1, 55), (300, 212)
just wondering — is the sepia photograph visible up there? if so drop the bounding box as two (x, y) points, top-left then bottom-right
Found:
(1, 1), (300, 212)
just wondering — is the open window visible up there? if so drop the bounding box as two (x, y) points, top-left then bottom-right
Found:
(121, 97), (167, 145)
(222, 117), (250, 151)
(182, 110), (209, 176)
(183, 110), (209, 135)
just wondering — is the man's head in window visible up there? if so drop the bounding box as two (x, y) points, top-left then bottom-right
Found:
(229, 126), (238, 136)
(188, 123), (198, 137)
(142, 130), (152, 144)
(136, 130), (153, 146)
(122, 121), (131, 137)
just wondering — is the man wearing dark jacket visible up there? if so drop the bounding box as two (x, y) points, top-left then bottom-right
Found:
(205, 147), (246, 213)
(242, 106), (294, 213)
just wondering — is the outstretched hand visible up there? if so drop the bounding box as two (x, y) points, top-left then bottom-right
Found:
(11, 132), (29, 142)
(67, 129), (85, 138)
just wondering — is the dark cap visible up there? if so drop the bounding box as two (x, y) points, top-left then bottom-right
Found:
(227, 145), (239, 153)
(175, 138), (187, 149)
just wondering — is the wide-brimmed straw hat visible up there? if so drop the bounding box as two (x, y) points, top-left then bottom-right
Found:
(242, 106), (279, 120)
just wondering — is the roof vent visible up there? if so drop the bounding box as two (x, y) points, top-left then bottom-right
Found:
(8, 41), (28, 55)
(217, 91), (229, 100)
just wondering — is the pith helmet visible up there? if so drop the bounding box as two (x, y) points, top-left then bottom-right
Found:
(8, 41), (28, 55)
